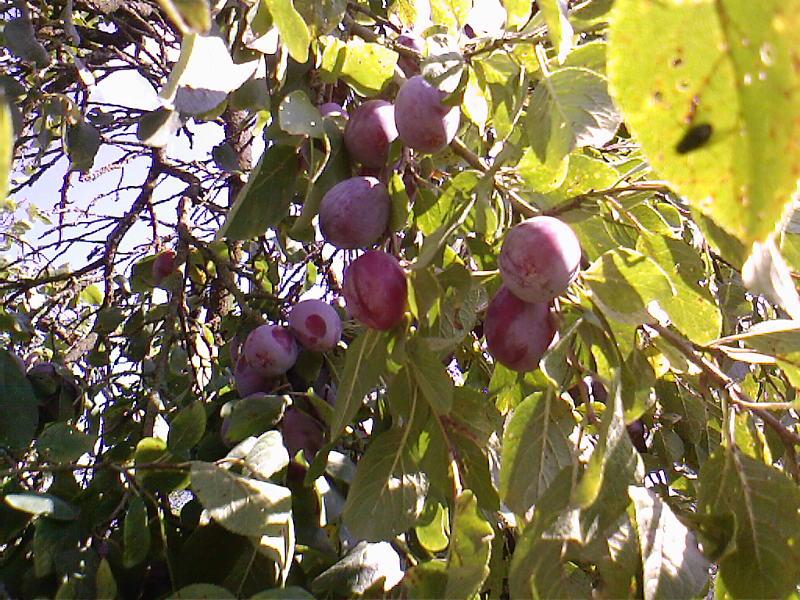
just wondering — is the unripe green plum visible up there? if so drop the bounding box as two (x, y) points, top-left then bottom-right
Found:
(319, 176), (390, 249)
(288, 299), (342, 352)
(499, 216), (582, 303)
(484, 286), (556, 372)
(342, 250), (407, 330)
(243, 324), (299, 377)
(152, 249), (177, 284)
(344, 100), (398, 169)
(394, 75), (460, 153)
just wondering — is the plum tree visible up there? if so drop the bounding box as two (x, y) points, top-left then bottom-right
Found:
(484, 286), (556, 372)
(342, 250), (407, 330)
(281, 407), (325, 461)
(344, 100), (398, 169)
(394, 75), (460, 153)
(396, 33), (424, 77)
(243, 323), (299, 377)
(289, 299), (342, 352)
(152, 249), (177, 284)
(499, 216), (582, 303)
(233, 355), (274, 397)
(318, 176), (390, 248)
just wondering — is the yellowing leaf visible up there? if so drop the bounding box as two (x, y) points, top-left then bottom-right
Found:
(608, 0), (800, 246)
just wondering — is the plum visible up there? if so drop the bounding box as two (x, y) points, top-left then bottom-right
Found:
(234, 355), (274, 397)
(342, 250), (407, 330)
(152, 249), (177, 284)
(319, 102), (347, 118)
(318, 176), (390, 249)
(499, 216), (582, 303)
(289, 299), (342, 352)
(484, 286), (556, 372)
(243, 323), (299, 377)
(396, 33), (424, 77)
(281, 407), (325, 461)
(394, 75), (460, 153)
(344, 100), (398, 168)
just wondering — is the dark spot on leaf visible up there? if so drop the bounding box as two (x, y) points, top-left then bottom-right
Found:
(675, 123), (713, 154)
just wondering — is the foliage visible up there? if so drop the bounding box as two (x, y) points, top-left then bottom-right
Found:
(2, 0), (800, 598)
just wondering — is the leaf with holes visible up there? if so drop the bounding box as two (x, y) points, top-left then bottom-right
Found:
(608, 0), (800, 245)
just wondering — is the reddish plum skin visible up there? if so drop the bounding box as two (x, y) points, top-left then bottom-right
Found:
(319, 102), (347, 118)
(484, 286), (556, 372)
(342, 251), (407, 331)
(396, 33), (424, 77)
(394, 75), (460, 153)
(243, 323), (299, 377)
(234, 355), (273, 397)
(282, 407), (325, 460)
(289, 299), (343, 352)
(319, 176), (390, 249)
(152, 250), (177, 284)
(499, 216), (582, 303)
(344, 100), (398, 168)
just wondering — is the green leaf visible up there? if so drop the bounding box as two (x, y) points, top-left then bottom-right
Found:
(95, 558), (117, 599)
(65, 120), (101, 173)
(157, 0), (212, 33)
(170, 584), (236, 599)
(629, 486), (709, 600)
(462, 67), (489, 133)
(37, 423), (96, 463)
(698, 448), (800, 598)
(80, 284), (104, 306)
(516, 147), (569, 194)
(710, 320), (800, 388)
(607, 0), (800, 245)
(137, 108), (183, 148)
(312, 541), (402, 596)
(264, 0), (311, 63)
(444, 490), (494, 599)
(499, 391), (576, 515)
(405, 339), (453, 414)
(168, 402), (207, 454)
(329, 329), (388, 438)
(638, 234), (721, 344)
(134, 437), (190, 492)
(218, 144), (299, 240)
(502, 0), (532, 30)
(278, 91), (324, 138)
(413, 171), (481, 269)
(3, 17), (50, 67)
(191, 461), (292, 537)
(250, 586), (315, 599)
(4, 493), (79, 521)
(123, 496), (150, 568)
(245, 430), (290, 480)
(536, 0), (573, 62)
(562, 40), (607, 74)
(342, 429), (428, 541)
(319, 37), (398, 97)
(429, 0), (471, 31)
(220, 394), (288, 444)
(0, 97), (11, 205)
(583, 248), (675, 325)
(294, 0), (346, 37)
(0, 348), (39, 450)
(527, 67), (620, 163)
(33, 518), (78, 577)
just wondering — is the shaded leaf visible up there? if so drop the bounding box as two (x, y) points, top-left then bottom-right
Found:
(0, 348), (39, 449)
(629, 486), (709, 600)
(342, 429), (428, 541)
(278, 91), (324, 138)
(123, 496), (150, 568)
(37, 423), (96, 463)
(168, 402), (207, 454)
(191, 461), (292, 538)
